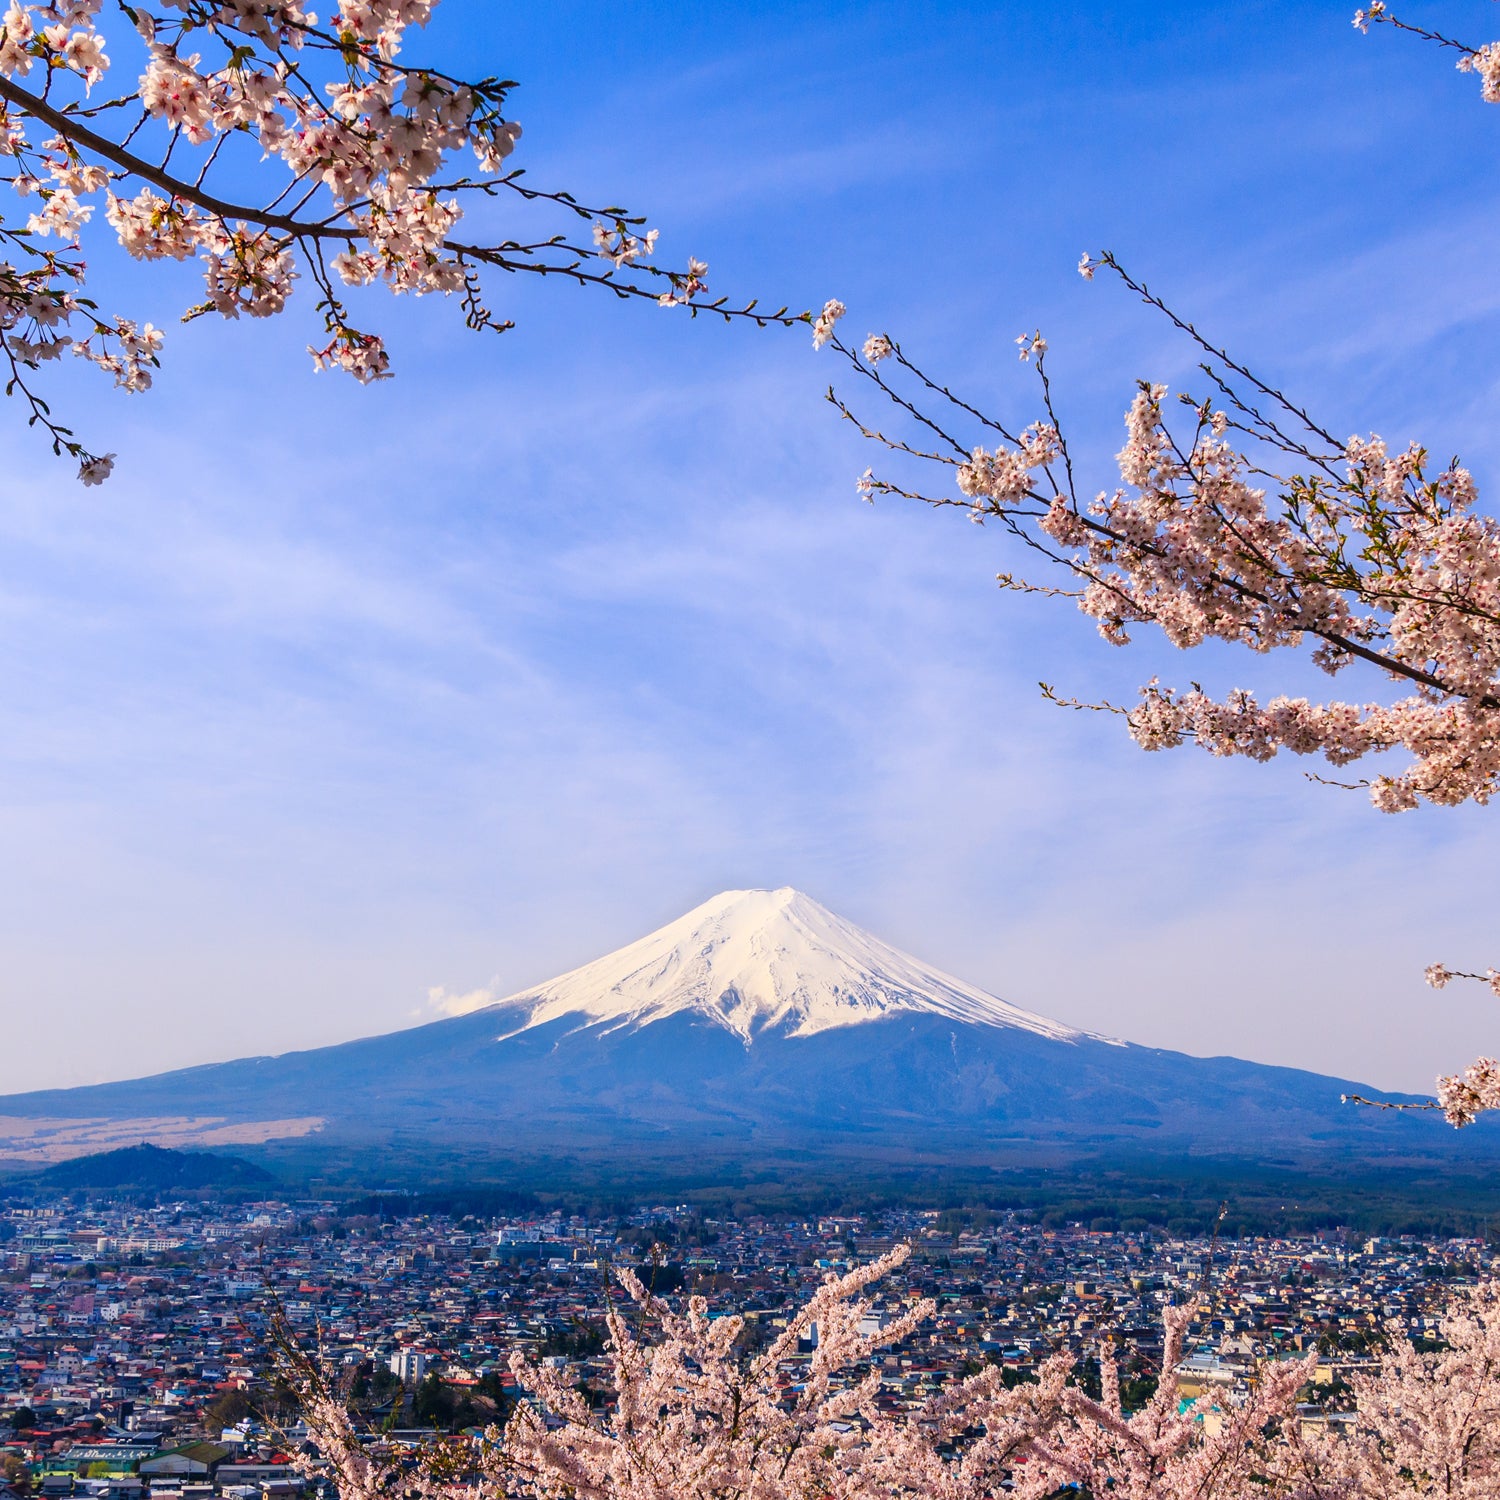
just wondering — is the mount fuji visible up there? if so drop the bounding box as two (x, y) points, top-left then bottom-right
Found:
(477, 887), (1087, 1045)
(0, 888), (1484, 1175)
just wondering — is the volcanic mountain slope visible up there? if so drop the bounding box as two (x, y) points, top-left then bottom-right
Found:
(0, 887), (1485, 1166)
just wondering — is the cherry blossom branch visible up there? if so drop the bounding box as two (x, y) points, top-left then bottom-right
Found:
(1427, 963), (1500, 996)
(0, 0), (809, 478)
(822, 290), (1500, 819)
(1093, 251), (1343, 455)
(1356, 4), (1500, 103)
(810, 15), (1500, 1115)
(1340, 1091), (1442, 1112)
(0, 66), (801, 304)
(834, 346), (1480, 708)
(1356, 4), (1480, 56)
(0, 73), (342, 231)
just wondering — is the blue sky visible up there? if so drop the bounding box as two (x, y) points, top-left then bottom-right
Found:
(3, 1), (1499, 1096)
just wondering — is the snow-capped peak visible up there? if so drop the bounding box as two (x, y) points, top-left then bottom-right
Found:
(492, 887), (1084, 1045)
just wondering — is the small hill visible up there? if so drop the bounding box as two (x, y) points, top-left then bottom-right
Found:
(33, 1142), (273, 1190)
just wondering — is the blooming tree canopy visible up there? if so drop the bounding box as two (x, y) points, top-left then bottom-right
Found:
(284, 1244), (1500, 1500)
(817, 7), (1500, 1125)
(0, 0), (807, 482)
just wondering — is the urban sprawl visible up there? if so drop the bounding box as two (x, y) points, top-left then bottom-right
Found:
(1, 1199), (1492, 1499)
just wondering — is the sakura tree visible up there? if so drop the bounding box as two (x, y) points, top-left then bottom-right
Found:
(0, 0), (805, 482)
(283, 1245), (1500, 1500)
(818, 5), (1500, 1126)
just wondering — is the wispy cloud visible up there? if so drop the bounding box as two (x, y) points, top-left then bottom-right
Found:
(422, 985), (498, 1019)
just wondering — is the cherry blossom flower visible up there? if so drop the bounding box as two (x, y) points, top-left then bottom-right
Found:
(812, 297), (845, 348)
(1015, 329), (1046, 362)
(1458, 40), (1500, 102)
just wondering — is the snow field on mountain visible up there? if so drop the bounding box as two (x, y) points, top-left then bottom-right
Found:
(495, 886), (1087, 1045)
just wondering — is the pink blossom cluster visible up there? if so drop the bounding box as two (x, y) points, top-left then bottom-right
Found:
(1435, 1058), (1500, 1129)
(285, 1248), (1500, 1500)
(811, 297), (845, 349)
(956, 424), (1060, 509)
(72, 315), (163, 390)
(827, 18), (1500, 1129)
(0, 0), (526, 387)
(656, 256), (707, 307)
(1458, 41), (1500, 101)
(0, 0), (523, 472)
(1047, 407), (1500, 816)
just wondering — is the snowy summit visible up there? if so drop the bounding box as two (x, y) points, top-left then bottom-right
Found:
(492, 886), (1085, 1045)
